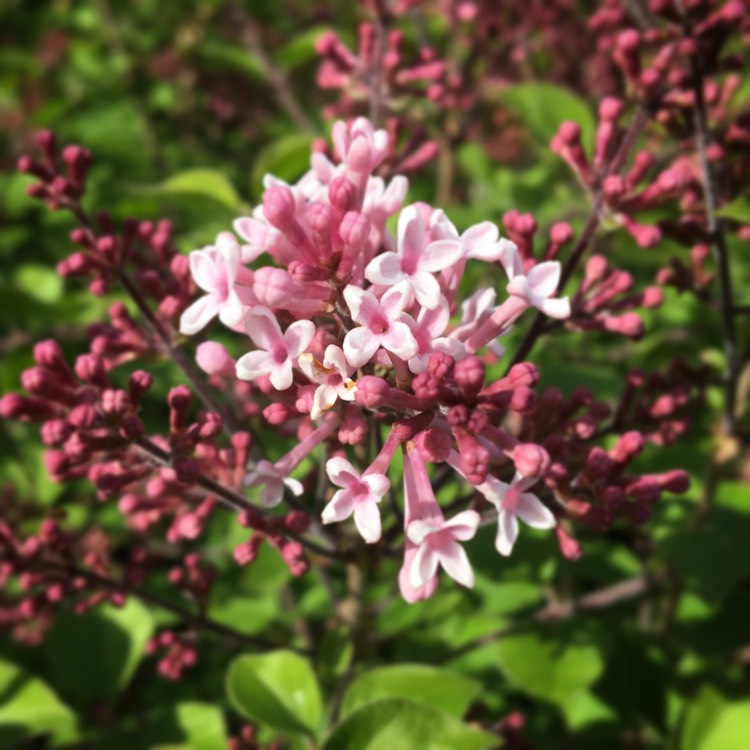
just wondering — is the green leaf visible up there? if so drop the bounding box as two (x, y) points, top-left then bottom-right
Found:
(15, 263), (63, 304)
(681, 688), (750, 750)
(340, 664), (482, 720)
(322, 698), (497, 750)
(250, 133), (315, 198)
(717, 196), (750, 223)
(44, 598), (154, 704)
(659, 483), (750, 603)
(146, 169), (243, 211)
(494, 629), (605, 706)
(99, 702), (228, 750)
(276, 27), (329, 70)
(226, 650), (323, 736)
(0, 659), (78, 747)
(498, 82), (596, 149)
(193, 41), (265, 81)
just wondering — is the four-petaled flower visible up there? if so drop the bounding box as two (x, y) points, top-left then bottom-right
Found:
(505, 253), (571, 320)
(342, 283), (418, 368)
(179, 232), (245, 335)
(236, 307), (315, 390)
(364, 205), (463, 309)
(322, 457), (390, 543)
(299, 345), (357, 420)
(244, 460), (304, 508)
(476, 473), (556, 556)
(406, 510), (480, 589)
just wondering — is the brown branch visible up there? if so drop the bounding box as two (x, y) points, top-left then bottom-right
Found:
(134, 436), (345, 562)
(435, 574), (654, 663)
(30, 559), (281, 650)
(680, 9), (740, 434)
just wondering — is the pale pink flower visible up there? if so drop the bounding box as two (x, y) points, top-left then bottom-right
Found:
(245, 460), (304, 508)
(430, 210), (514, 262)
(406, 511), (480, 589)
(236, 307), (315, 390)
(476, 473), (556, 556)
(321, 457), (390, 543)
(332, 117), (390, 174)
(179, 233), (245, 335)
(364, 205), (463, 309)
(342, 284), (418, 368)
(299, 345), (357, 419)
(405, 297), (466, 374)
(505, 253), (571, 320)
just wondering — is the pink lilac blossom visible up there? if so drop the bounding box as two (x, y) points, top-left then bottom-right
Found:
(321, 456), (390, 543)
(235, 307), (315, 390)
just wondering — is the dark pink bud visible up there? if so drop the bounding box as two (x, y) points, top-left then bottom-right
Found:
(41, 419), (72, 445)
(354, 376), (389, 408)
(263, 403), (292, 425)
(604, 313), (644, 338)
(412, 371), (441, 400)
(0, 393), (56, 421)
(168, 386), (192, 432)
(196, 342), (235, 376)
(69, 403), (98, 428)
(21, 367), (74, 403)
(339, 405), (368, 445)
(558, 121), (581, 145)
(75, 354), (109, 388)
(453, 356), (485, 398)
(514, 443), (550, 478)
(599, 97), (624, 122)
(101, 389), (129, 417)
(118, 415), (143, 441)
(427, 352), (454, 379)
(610, 431), (644, 463)
(550, 222), (573, 245)
(173, 458), (200, 484)
(285, 511), (310, 534)
(585, 447), (616, 478)
(510, 386), (536, 413)
(414, 428), (452, 463)
(447, 405), (470, 427)
(328, 177), (357, 211)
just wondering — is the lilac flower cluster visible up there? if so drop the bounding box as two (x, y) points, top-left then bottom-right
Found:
(176, 116), (684, 602)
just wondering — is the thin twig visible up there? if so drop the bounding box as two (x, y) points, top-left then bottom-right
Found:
(507, 105), (651, 371)
(435, 574), (653, 663)
(31, 559), (282, 650)
(134, 436), (344, 561)
(680, 8), (740, 434)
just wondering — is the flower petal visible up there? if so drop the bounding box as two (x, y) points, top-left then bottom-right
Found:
(245, 307), (283, 350)
(189, 251), (219, 294)
(515, 493), (557, 529)
(326, 456), (359, 488)
(437, 541), (475, 588)
(409, 544), (439, 590)
(236, 350), (275, 381)
(284, 320), (316, 358)
(495, 510), (519, 556)
(353, 501), (382, 543)
(343, 327), (381, 369)
(397, 205), (425, 264)
(362, 472), (390, 499)
(321, 489), (354, 524)
(260, 480), (283, 508)
(179, 295), (221, 335)
(419, 239), (464, 273)
(381, 321), (418, 360)
(537, 296), (571, 320)
(365, 252), (405, 286)
(269, 360), (294, 390)
(527, 261), (562, 298)
(409, 271), (443, 309)
(218, 291), (244, 328)
(406, 520), (438, 545)
(442, 510), (481, 541)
